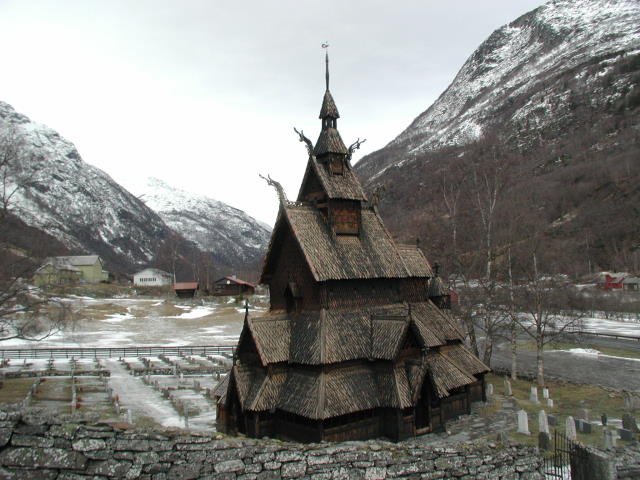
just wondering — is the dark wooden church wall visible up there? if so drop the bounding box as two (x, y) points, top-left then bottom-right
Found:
(322, 278), (431, 309)
(329, 199), (360, 235)
(298, 168), (325, 203)
(268, 228), (319, 311)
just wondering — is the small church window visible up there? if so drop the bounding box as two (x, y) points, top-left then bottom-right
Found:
(330, 157), (344, 175)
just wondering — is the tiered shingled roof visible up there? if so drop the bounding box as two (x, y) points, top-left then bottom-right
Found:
(299, 154), (366, 201)
(263, 204), (433, 282)
(234, 300), (487, 418)
(222, 51), (489, 441)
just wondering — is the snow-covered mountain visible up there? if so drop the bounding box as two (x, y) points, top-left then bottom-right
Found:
(0, 101), (269, 276)
(130, 177), (270, 269)
(356, 0), (640, 181)
(355, 0), (640, 271)
(0, 101), (175, 272)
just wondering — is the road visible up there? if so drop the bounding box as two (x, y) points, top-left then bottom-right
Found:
(489, 337), (640, 391)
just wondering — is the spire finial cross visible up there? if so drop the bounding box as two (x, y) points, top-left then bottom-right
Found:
(322, 42), (330, 91)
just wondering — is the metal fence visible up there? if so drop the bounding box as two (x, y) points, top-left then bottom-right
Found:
(543, 429), (586, 478)
(0, 345), (235, 359)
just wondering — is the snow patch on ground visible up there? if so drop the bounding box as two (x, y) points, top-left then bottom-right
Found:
(169, 306), (216, 319)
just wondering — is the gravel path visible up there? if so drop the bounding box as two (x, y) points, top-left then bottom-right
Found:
(104, 359), (184, 428)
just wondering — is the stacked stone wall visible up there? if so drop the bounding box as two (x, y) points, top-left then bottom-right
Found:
(0, 411), (544, 479)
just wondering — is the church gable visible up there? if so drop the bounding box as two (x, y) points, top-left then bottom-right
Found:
(261, 213), (319, 311)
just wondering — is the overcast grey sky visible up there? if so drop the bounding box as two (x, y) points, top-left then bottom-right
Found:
(0, 0), (543, 225)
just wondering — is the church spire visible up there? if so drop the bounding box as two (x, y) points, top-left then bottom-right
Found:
(315, 44), (347, 157)
(325, 47), (330, 91)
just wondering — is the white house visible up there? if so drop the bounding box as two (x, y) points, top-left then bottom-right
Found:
(133, 268), (173, 287)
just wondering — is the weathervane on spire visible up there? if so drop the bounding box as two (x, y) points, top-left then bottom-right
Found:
(322, 42), (330, 91)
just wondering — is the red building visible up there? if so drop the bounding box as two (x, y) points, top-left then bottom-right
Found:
(597, 273), (627, 290)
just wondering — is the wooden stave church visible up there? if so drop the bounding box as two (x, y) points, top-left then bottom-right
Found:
(216, 54), (489, 443)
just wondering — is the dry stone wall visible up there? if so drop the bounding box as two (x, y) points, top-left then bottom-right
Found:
(0, 410), (545, 479)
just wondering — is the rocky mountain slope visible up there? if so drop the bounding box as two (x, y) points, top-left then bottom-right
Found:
(0, 101), (269, 277)
(355, 0), (640, 273)
(131, 178), (270, 274)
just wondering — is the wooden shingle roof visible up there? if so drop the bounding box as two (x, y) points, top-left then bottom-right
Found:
(242, 301), (464, 367)
(314, 127), (347, 156)
(301, 156), (367, 201)
(275, 363), (413, 420)
(319, 90), (340, 119)
(425, 351), (478, 399)
(439, 343), (490, 376)
(283, 205), (430, 281)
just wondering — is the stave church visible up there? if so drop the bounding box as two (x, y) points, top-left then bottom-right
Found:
(215, 52), (489, 442)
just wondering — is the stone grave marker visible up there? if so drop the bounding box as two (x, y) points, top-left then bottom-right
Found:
(517, 410), (530, 435)
(622, 413), (639, 433)
(566, 416), (577, 440)
(624, 392), (640, 410)
(504, 378), (512, 396)
(601, 413), (607, 426)
(486, 383), (494, 396)
(547, 398), (554, 408)
(538, 431), (551, 451)
(580, 421), (592, 434)
(529, 386), (539, 403)
(619, 428), (635, 441)
(603, 429), (617, 449)
(576, 408), (589, 422)
(539, 410), (549, 434)
(542, 387), (549, 399)
(547, 414), (557, 427)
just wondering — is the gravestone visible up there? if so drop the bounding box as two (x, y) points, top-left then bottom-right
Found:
(530, 386), (539, 403)
(601, 413), (608, 426)
(542, 387), (549, 399)
(576, 408), (589, 422)
(539, 410), (549, 434)
(580, 421), (592, 434)
(486, 383), (494, 396)
(566, 416), (577, 440)
(548, 414), (557, 427)
(619, 428), (635, 441)
(127, 409), (133, 424)
(603, 429), (617, 449)
(504, 378), (512, 396)
(624, 392), (640, 410)
(547, 398), (554, 408)
(517, 410), (530, 435)
(622, 413), (639, 433)
(538, 431), (551, 451)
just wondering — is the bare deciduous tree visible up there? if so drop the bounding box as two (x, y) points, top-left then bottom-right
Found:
(511, 253), (584, 386)
(0, 126), (71, 342)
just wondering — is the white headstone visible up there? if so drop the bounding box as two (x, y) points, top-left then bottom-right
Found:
(127, 409), (133, 424)
(542, 388), (549, 399)
(566, 416), (577, 440)
(486, 383), (494, 396)
(539, 410), (550, 434)
(504, 379), (512, 396)
(547, 398), (554, 408)
(517, 410), (530, 435)
(530, 386), (539, 403)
